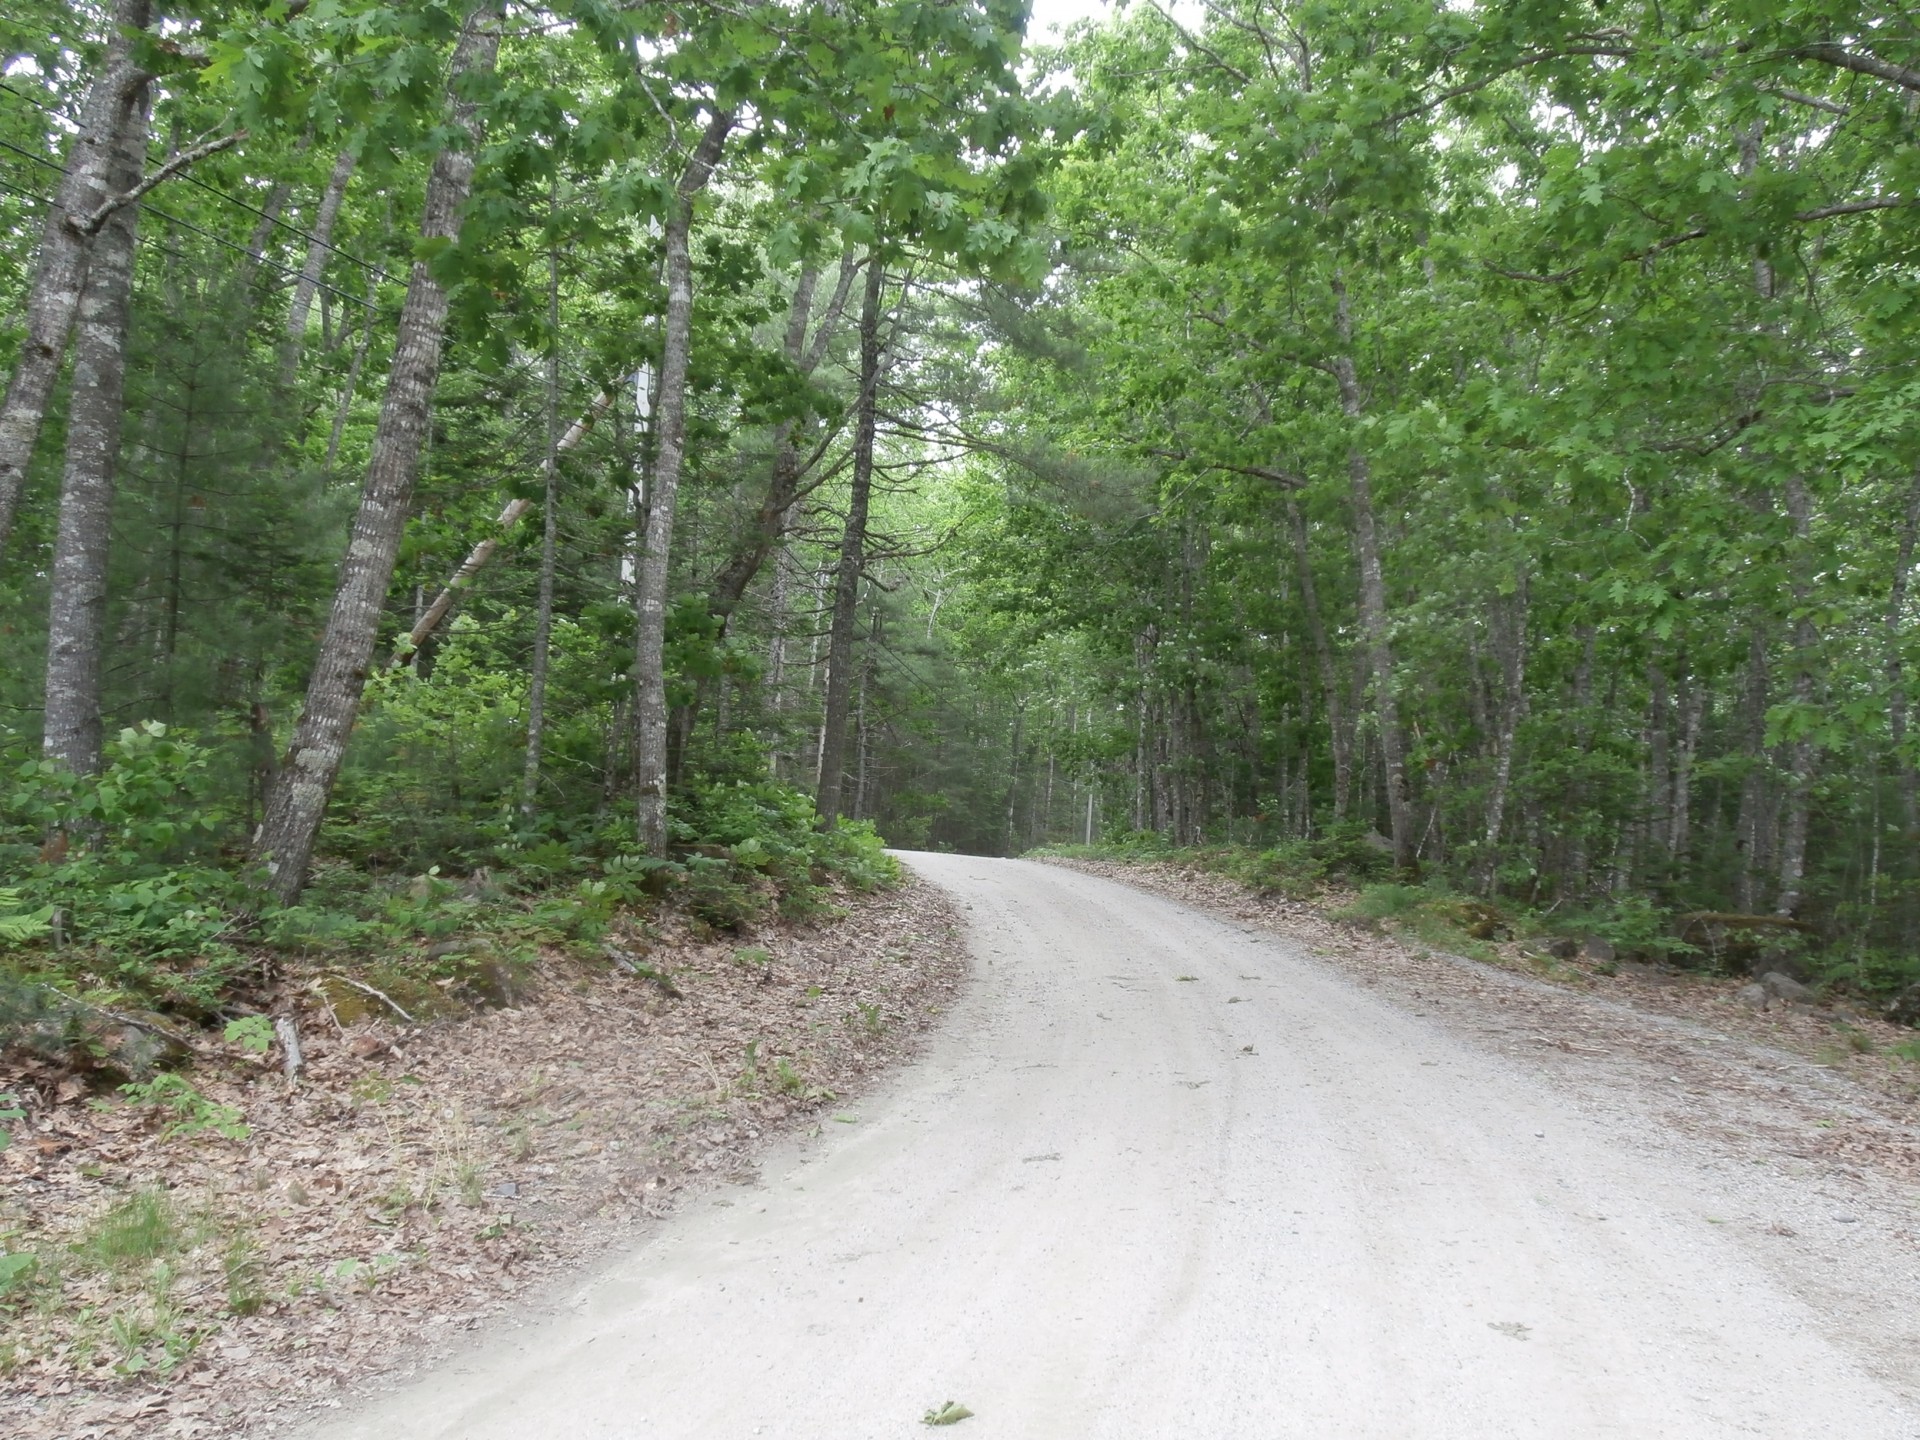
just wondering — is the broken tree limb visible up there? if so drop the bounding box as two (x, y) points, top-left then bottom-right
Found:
(275, 1014), (304, 1080)
(330, 975), (417, 1026)
(391, 382), (621, 665)
(72, 128), (246, 236)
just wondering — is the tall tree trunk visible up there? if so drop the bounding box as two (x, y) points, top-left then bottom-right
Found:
(1330, 279), (1414, 868)
(1286, 498), (1350, 821)
(633, 110), (734, 855)
(521, 212), (562, 821)
(1480, 575), (1529, 892)
(1775, 476), (1818, 917)
(815, 253), (884, 827)
(41, 87), (150, 779)
(253, 11), (502, 901)
(280, 147), (358, 388)
(1669, 663), (1704, 863)
(707, 251), (859, 627)
(1888, 465), (1920, 846)
(1003, 701), (1027, 856)
(852, 605), (878, 822)
(0, 0), (153, 562)
(1567, 622), (1596, 895)
(1733, 629), (1772, 912)
(1642, 656), (1671, 888)
(324, 317), (374, 470)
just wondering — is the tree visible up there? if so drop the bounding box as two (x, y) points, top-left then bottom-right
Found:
(0, 0), (154, 562)
(254, 5), (504, 901)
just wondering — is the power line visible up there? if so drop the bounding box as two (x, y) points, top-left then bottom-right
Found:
(174, 169), (398, 288)
(0, 79), (398, 288)
(0, 140), (388, 313)
(0, 155), (385, 314)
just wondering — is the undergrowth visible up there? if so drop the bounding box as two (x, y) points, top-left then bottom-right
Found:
(0, 725), (899, 1079)
(1034, 831), (1920, 1019)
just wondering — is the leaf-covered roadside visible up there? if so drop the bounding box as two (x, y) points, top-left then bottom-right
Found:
(0, 871), (967, 1440)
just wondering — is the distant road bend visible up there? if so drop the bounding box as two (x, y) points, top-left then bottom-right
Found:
(301, 854), (1918, 1440)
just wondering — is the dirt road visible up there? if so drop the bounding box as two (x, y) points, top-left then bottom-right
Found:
(296, 855), (1918, 1439)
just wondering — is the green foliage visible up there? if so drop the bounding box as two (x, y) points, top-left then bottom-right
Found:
(0, 890), (52, 945)
(0, 725), (248, 1015)
(79, 1189), (184, 1270)
(0, 1251), (37, 1297)
(1574, 896), (1697, 966)
(0, 1092), (22, 1154)
(222, 1016), (275, 1055)
(1342, 884), (1432, 923)
(112, 1075), (250, 1142)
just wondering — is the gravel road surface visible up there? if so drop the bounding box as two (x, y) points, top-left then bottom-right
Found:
(296, 854), (1918, 1439)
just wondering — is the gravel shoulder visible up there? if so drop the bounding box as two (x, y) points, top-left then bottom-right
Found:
(286, 853), (1918, 1440)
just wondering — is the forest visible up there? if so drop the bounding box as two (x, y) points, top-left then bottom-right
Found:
(4, 0), (1920, 1052)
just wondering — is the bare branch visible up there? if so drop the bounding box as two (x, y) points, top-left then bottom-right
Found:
(1146, 446), (1306, 489)
(71, 127), (245, 236)
(1760, 85), (1849, 115)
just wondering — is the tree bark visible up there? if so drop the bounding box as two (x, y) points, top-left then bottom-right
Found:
(521, 209), (562, 821)
(1669, 663), (1704, 862)
(253, 10), (502, 901)
(633, 109), (734, 855)
(1330, 279), (1414, 869)
(815, 253), (884, 827)
(42, 86), (151, 780)
(0, 0), (153, 563)
(1480, 575), (1529, 891)
(395, 384), (617, 664)
(1286, 498), (1351, 821)
(1733, 628), (1772, 912)
(1567, 622), (1596, 894)
(706, 249), (859, 627)
(1888, 465), (1920, 846)
(280, 147), (358, 388)
(1775, 475), (1818, 917)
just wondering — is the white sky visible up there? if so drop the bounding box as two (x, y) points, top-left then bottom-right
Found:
(1026, 0), (1121, 40)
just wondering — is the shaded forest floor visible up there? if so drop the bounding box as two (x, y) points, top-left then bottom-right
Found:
(0, 874), (968, 1439)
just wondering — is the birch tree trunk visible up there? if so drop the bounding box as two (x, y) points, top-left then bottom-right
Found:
(815, 254), (884, 827)
(1669, 665), (1704, 863)
(0, 0), (153, 562)
(253, 10), (502, 901)
(279, 147), (358, 387)
(42, 87), (151, 780)
(396, 384), (616, 664)
(633, 110), (734, 855)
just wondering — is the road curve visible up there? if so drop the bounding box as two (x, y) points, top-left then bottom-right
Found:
(297, 854), (1917, 1439)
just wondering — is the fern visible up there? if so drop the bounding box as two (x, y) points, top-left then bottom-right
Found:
(0, 889), (52, 945)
